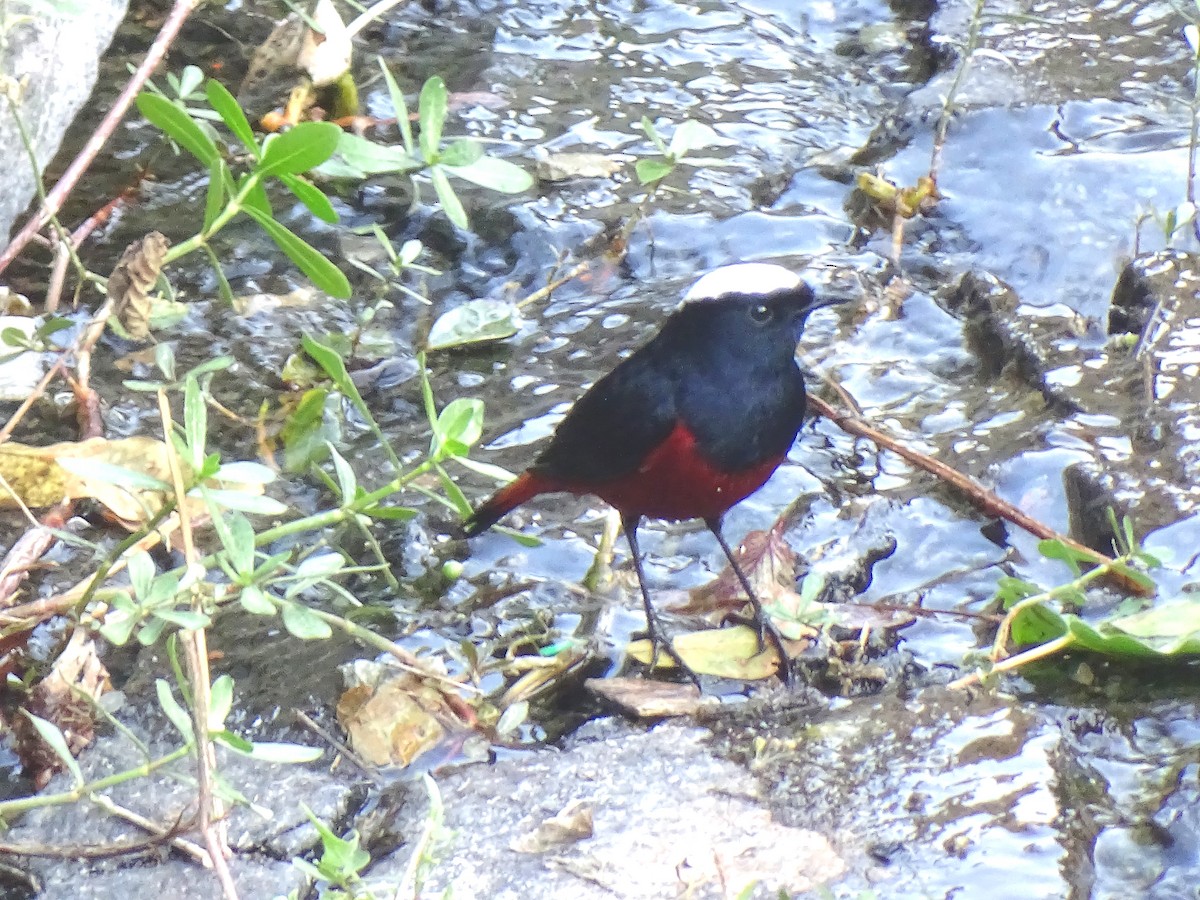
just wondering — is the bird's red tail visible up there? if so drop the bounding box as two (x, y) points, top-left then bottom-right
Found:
(463, 471), (552, 536)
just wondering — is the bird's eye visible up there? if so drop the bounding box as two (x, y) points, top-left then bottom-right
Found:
(749, 303), (773, 323)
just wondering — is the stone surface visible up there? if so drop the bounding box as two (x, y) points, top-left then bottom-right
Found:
(364, 718), (846, 899)
(0, 1), (128, 241)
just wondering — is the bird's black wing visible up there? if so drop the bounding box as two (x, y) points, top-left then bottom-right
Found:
(531, 344), (677, 485)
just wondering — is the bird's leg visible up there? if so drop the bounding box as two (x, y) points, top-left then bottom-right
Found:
(623, 515), (701, 689)
(705, 518), (792, 684)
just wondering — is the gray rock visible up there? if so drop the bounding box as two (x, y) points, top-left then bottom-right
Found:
(0, 1), (128, 241)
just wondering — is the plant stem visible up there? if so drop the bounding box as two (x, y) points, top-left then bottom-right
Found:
(990, 558), (1120, 661)
(0, 745), (193, 821)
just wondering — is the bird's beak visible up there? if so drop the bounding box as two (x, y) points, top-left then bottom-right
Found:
(804, 292), (852, 315)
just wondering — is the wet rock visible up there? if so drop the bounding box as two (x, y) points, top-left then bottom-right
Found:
(4, 720), (348, 899)
(710, 686), (1070, 897)
(363, 719), (845, 898)
(946, 255), (1200, 540)
(0, 1), (127, 240)
(946, 270), (1099, 408)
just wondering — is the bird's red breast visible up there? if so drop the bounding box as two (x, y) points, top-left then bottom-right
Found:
(587, 421), (784, 521)
(463, 421), (785, 535)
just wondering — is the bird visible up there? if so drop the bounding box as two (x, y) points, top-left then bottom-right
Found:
(463, 263), (840, 684)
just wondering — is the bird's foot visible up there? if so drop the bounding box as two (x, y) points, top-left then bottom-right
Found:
(642, 611), (702, 690)
(723, 608), (793, 685)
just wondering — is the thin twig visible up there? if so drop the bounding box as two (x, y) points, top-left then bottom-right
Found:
(88, 795), (209, 866)
(346, 0), (410, 37)
(808, 394), (1152, 596)
(157, 391), (238, 898)
(948, 634), (1073, 690)
(514, 260), (591, 310)
(0, 357), (67, 445)
(0, 0), (202, 272)
(929, 0), (987, 183)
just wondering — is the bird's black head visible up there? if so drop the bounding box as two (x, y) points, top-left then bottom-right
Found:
(670, 263), (833, 359)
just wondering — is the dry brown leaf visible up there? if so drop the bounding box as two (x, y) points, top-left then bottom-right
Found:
(297, 0), (352, 87)
(511, 800), (594, 853)
(12, 629), (109, 788)
(0, 437), (264, 527)
(684, 522), (798, 616)
(536, 152), (624, 183)
(108, 232), (169, 341)
(336, 673), (474, 769)
(586, 676), (714, 718)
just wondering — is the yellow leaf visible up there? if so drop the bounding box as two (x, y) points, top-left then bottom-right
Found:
(627, 626), (783, 680)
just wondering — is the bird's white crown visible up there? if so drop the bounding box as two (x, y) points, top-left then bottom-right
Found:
(683, 263), (802, 304)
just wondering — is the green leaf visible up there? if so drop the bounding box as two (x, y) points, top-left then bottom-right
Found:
(184, 375), (206, 471)
(302, 334), (355, 394)
(1110, 599), (1200, 650)
(328, 444), (357, 501)
(639, 115), (667, 153)
(236, 741), (324, 763)
(280, 601), (333, 640)
(994, 575), (1040, 609)
(319, 132), (422, 178)
(205, 79), (259, 156)
(153, 608), (211, 630)
(667, 119), (722, 158)
(137, 92), (221, 166)
(240, 175), (273, 218)
(426, 298), (519, 351)
(495, 525), (542, 547)
(281, 388), (334, 471)
(56, 457), (170, 492)
(360, 503), (418, 521)
(203, 159), (227, 233)
(378, 57), (415, 155)
(418, 76), (448, 160)
(137, 616), (167, 646)
(1037, 538), (1093, 576)
(100, 610), (138, 646)
(635, 158), (674, 185)
(187, 355), (237, 380)
(208, 674), (234, 729)
(175, 65), (205, 100)
(241, 205), (351, 298)
(156, 679), (195, 740)
(443, 155), (533, 193)
(200, 488), (289, 516)
(215, 461), (277, 485)
(437, 464), (472, 516)
(438, 139), (484, 168)
(1009, 602), (1067, 647)
(222, 510), (256, 576)
(278, 173), (338, 223)
(22, 712), (84, 785)
(128, 550), (155, 599)
(258, 122), (342, 177)
(436, 398), (484, 448)
(240, 585), (277, 615)
(430, 166), (468, 229)
(454, 456), (517, 484)
(212, 730), (254, 753)
(294, 553), (345, 580)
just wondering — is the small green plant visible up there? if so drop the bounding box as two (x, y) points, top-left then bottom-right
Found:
(138, 78), (349, 300)
(317, 60), (533, 230)
(952, 512), (1200, 687)
(292, 805), (374, 899)
(635, 116), (725, 186)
